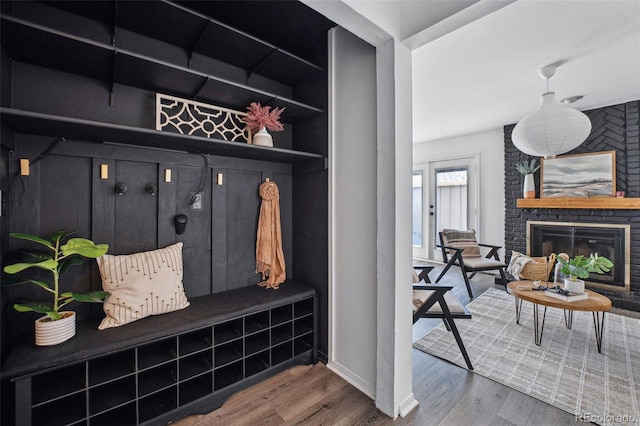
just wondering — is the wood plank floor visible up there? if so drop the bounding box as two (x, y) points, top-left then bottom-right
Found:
(175, 263), (638, 425)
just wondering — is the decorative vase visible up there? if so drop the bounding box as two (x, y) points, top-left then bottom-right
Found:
(35, 311), (76, 346)
(564, 278), (585, 294)
(523, 173), (535, 199)
(252, 127), (273, 147)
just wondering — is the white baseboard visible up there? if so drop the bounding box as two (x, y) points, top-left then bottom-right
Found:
(326, 360), (376, 399)
(398, 393), (419, 417)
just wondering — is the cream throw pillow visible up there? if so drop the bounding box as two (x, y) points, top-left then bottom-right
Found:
(97, 242), (190, 330)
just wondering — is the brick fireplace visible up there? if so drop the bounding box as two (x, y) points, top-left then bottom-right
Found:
(504, 100), (640, 311)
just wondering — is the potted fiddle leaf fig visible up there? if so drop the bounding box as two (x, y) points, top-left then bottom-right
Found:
(3, 231), (109, 346)
(557, 253), (613, 294)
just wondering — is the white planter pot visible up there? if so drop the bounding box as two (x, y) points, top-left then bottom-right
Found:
(35, 311), (76, 346)
(564, 278), (585, 294)
(252, 127), (273, 147)
(523, 174), (535, 199)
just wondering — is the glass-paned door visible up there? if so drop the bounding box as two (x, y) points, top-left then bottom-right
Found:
(413, 156), (479, 261)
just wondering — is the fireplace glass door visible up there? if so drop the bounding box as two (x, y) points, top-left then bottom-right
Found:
(529, 224), (626, 287)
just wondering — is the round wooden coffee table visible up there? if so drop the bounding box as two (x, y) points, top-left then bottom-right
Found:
(507, 281), (612, 353)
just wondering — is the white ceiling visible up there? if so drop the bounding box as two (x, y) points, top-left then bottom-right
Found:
(342, 0), (640, 143)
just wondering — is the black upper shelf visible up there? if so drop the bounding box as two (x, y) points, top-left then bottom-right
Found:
(40, 0), (323, 87)
(0, 15), (322, 123)
(0, 108), (326, 164)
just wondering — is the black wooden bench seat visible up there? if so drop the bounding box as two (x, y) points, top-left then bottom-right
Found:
(1, 280), (317, 425)
(2, 280), (316, 379)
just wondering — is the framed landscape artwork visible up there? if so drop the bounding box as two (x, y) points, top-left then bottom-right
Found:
(541, 151), (616, 198)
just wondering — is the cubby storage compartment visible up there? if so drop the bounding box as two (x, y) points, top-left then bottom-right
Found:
(179, 327), (213, 356)
(138, 337), (177, 370)
(32, 391), (86, 426)
(271, 305), (293, 326)
(271, 322), (293, 346)
(214, 319), (243, 345)
(139, 387), (178, 423)
(179, 350), (213, 380)
(31, 363), (85, 405)
(294, 334), (314, 356)
(294, 299), (314, 318)
(89, 349), (135, 386)
(214, 360), (243, 391)
(271, 341), (293, 366)
(245, 311), (269, 334)
(90, 402), (136, 426)
(139, 362), (178, 397)
(245, 351), (270, 377)
(89, 375), (136, 415)
(214, 339), (243, 368)
(245, 330), (270, 356)
(294, 316), (314, 338)
(179, 374), (213, 405)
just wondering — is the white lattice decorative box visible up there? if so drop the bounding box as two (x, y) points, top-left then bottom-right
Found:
(156, 93), (251, 143)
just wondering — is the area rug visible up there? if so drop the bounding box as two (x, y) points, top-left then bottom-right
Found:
(414, 288), (640, 425)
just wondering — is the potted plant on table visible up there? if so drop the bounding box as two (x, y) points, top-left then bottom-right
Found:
(3, 231), (109, 346)
(243, 102), (286, 147)
(556, 253), (613, 293)
(515, 158), (540, 199)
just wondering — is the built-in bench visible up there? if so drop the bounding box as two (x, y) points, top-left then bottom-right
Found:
(1, 280), (317, 426)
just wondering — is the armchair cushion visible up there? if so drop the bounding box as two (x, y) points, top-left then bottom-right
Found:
(441, 229), (481, 257)
(412, 287), (466, 314)
(462, 257), (506, 269)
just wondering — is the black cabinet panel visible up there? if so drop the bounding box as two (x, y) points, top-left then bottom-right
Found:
(225, 169), (262, 289)
(113, 161), (158, 254)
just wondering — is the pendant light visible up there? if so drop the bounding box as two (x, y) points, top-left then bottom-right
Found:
(512, 65), (591, 159)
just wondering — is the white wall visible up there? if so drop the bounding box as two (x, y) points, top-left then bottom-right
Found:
(413, 129), (506, 255)
(327, 26), (378, 397)
(375, 37), (417, 418)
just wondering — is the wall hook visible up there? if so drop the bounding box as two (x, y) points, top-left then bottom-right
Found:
(145, 183), (158, 195)
(174, 214), (188, 235)
(114, 182), (128, 195)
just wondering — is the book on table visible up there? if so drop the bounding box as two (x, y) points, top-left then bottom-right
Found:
(545, 289), (589, 301)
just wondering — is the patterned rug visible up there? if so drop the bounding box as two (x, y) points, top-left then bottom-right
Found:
(414, 288), (640, 425)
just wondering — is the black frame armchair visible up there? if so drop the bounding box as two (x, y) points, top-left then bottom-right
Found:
(412, 282), (473, 370)
(435, 229), (508, 299)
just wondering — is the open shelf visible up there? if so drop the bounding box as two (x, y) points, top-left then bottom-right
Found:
(0, 14), (323, 123)
(42, 0), (322, 87)
(517, 198), (640, 209)
(0, 108), (326, 164)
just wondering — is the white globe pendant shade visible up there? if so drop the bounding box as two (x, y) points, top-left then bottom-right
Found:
(512, 92), (592, 158)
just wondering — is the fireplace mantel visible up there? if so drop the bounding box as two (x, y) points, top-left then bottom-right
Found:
(517, 198), (640, 209)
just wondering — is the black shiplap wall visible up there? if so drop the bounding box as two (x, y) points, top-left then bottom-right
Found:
(1, 0), (331, 361)
(504, 101), (640, 310)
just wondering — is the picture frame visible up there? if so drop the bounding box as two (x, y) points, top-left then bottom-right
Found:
(541, 151), (616, 198)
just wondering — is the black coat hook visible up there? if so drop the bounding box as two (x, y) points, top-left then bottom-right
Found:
(114, 182), (128, 195)
(174, 214), (188, 235)
(145, 183), (158, 195)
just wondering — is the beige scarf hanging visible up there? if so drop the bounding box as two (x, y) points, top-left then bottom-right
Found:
(256, 180), (286, 289)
